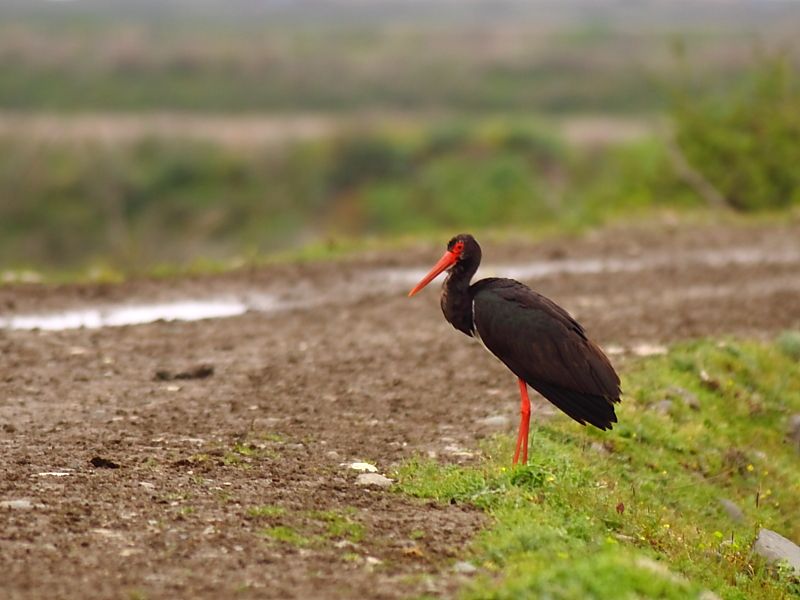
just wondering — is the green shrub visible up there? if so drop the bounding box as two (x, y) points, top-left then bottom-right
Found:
(672, 56), (800, 211)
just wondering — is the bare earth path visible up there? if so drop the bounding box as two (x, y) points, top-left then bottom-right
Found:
(1, 221), (799, 599)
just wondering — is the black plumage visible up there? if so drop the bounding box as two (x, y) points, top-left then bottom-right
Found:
(409, 233), (621, 463)
(471, 278), (620, 430)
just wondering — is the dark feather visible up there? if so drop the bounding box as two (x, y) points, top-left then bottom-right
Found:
(471, 278), (620, 429)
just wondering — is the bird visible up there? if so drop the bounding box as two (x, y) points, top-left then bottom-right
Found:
(408, 233), (620, 465)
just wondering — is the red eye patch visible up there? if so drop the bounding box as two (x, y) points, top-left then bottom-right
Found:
(452, 241), (465, 255)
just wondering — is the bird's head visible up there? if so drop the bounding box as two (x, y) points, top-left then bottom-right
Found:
(408, 233), (481, 297)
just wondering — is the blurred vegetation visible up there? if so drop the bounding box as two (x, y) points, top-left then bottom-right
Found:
(3, 51), (800, 276)
(1, 8), (799, 277)
(0, 121), (701, 273)
(0, 21), (789, 114)
(673, 55), (800, 211)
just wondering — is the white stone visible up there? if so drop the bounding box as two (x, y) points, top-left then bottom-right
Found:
(752, 529), (800, 573)
(91, 528), (126, 540)
(443, 445), (474, 458)
(355, 473), (393, 488)
(344, 462), (378, 472)
(632, 343), (667, 357)
(477, 415), (510, 428)
(453, 561), (477, 574)
(1, 499), (44, 510)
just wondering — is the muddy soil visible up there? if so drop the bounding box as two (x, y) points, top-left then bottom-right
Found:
(1, 221), (799, 599)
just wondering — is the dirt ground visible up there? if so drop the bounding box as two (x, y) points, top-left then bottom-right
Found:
(2, 221), (800, 599)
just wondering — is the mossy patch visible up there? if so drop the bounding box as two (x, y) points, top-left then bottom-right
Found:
(260, 526), (311, 547)
(247, 505), (286, 519)
(253, 506), (367, 548)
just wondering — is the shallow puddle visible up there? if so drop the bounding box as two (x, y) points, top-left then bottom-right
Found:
(0, 299), (250, 331)
(2, 244), (798, 332)
(379, 246), (800, 286)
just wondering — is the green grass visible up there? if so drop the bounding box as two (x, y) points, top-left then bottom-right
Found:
(254, 506), (367, 548)
(247, 505), (286, 519)
(394, 337), (800, 599)
(260, 525), (311, 547)
(308, 509), (366, 543)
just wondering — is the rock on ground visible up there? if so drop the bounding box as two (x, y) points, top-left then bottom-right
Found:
(752, 528), (800, 574)
(788, 414), (800, 451)
(1, 499), (44, 510)
(718, 498), (744, 523)
(355, 473), (394, 488)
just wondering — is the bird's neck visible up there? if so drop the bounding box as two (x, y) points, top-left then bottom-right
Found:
(441, 260), (479, 337)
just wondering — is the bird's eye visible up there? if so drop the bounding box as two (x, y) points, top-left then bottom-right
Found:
(452, 241), (465, 255)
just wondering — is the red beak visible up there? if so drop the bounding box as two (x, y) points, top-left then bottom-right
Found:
(408, 250), (458, 297)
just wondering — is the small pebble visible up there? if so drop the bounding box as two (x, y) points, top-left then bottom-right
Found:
(787, 414), (800, 451)
(453, 561), (477, 574)
(344, 462), (378, 473)
(355, 473), (393, 488)
(443, 445), (474, 458)
(752, 528), (800, 573)
(632, 343), (667, 357)
(1, 499), (44, 510)
(719, 498), (744, 523)
(477, 415), (510, 428)
(653, 400), (673, 415)
(667, 386), (700, 410)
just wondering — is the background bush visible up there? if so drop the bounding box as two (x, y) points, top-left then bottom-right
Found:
(672, 56), (800, 211)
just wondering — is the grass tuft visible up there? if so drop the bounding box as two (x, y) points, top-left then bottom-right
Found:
(260, 525), (310, 547)
(308, 509), (366, 543)
(247, 505), (286, 519)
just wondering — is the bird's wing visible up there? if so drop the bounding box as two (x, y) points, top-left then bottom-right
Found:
(472, 279), (620, 399)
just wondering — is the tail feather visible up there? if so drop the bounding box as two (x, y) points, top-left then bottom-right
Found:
(532, 381), (619, 430)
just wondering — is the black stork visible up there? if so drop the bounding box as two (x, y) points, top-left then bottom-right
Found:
(408, 234), (620, 465)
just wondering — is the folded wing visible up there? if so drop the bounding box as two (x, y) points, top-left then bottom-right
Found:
(472, 278), (620, 429)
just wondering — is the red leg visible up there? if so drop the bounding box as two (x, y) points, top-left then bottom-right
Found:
(512, 378), (532, 465)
